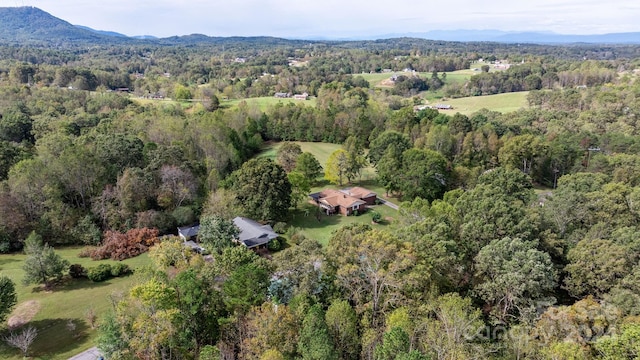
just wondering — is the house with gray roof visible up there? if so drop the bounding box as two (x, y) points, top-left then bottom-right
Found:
(178, 224), (200, 241)
(233, 217), (278, 249)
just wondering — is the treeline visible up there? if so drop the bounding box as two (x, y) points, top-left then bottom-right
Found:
(96, 164), (640, 359)
(0, 85), (266, 250)
(1, 39), (640, 358)
(447, 60), (620, 97)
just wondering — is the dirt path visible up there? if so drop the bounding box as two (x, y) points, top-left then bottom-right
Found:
(7, 300), (41, 329)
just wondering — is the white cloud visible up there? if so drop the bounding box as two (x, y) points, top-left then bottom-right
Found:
(6, 0), (640, 37)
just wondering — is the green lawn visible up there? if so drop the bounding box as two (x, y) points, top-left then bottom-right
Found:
(260, 141), (402, 246)
(260, 141), (341, 169)
(222, 96), (317, 111)
(0, 248), (151, 360)
(289, 201), (399, 246)
(357, 69), (473, 88)
(259, 141), (379, 181)
(437, 91), (530, 116)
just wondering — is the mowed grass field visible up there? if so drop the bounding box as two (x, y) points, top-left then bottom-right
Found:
(357, 69), (474, 88)
(437, 91), (530, 116)
(259, 141), (401, 246)
(223, 96), (317, 111)
(0, 249), (150, 360)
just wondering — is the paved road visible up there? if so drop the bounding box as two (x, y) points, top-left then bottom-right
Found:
(378, 198), (399, 210)
(68, 346), (103, 360)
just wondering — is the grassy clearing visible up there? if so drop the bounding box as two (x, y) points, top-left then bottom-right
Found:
(357, 69), (473, 88)
(288, 201), (398, 246)
(260, 141), (402, 245)
(259, 141), (379, 181)
(0, 248), (151, 360)
(436, 91), (530, 116)
(222, 96), (317, 111)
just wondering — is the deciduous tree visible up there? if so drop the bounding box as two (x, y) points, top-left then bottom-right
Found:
(398, 148), (449, 201)
(277, 142), (303, 172)
(474, 237), (557, 323)
(325, 149), (349, 186)
(4, 325), (37, 358)
(368, 131), (412, 167)
(198, 215), (240, 253)
(288, 171), (311, 207)
(228, 158), (292, 222)
(564, 238), (632, 297)
(327, 227), (415, 326)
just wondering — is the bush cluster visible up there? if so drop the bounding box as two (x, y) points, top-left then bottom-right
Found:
(268, 237), (285, 251)
(69, 264), (87, 278)
(82, 263), (132, 282)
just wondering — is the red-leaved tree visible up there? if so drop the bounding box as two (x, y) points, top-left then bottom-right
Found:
(91, 228), (159, 261)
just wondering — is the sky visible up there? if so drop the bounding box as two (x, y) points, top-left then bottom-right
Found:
(3, 0), (640, 38)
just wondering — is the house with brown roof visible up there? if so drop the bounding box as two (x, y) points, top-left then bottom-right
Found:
(341, 187), (378, 205)
(309, 187), (377, 216)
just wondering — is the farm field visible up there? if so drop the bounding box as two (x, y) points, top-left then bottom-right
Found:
(0, 249), (151, 360)
(435, 91), (530, 116)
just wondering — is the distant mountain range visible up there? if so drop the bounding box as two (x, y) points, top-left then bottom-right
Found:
(359, 30), (640, 44)
(0, 6), (639, 45)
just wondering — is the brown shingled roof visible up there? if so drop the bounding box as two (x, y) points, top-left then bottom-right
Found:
(342, 187), (377, 199)
(317, 189), (365, 208)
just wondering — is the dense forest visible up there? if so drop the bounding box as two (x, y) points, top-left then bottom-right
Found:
(2, 30), (640, 359)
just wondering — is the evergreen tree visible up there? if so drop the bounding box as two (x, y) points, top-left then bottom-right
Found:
(22, 232), (69, 287)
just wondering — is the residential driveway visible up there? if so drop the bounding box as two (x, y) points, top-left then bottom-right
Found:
(68, 346), (103, 360)
(378, 198), (399, 210)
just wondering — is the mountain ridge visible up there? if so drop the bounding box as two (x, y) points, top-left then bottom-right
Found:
(0, 6), (639, 45)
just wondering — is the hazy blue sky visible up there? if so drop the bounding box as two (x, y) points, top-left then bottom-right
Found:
(4, 0), (639, 38)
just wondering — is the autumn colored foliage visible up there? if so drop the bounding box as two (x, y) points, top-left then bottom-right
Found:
(91, 228), (159, 260)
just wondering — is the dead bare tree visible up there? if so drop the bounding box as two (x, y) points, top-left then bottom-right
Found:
(5, 325), (38, 357)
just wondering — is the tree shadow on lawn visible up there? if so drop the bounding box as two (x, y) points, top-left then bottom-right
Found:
(0, 317), (91, 359)
(0, 257), (21, 269)
(289, 205), (343, 230)
(30, 276), (115, 294)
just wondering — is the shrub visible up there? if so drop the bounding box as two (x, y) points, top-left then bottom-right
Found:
(286, 226), (306, 246)
(273, 222), (288, 234)
(352, 210), (359, 216)
(87, 264), (112, 282)
(371, 211), (382, 223)
(110, 263), (131, 277)
(268, 237), (283, 252)
(77, 247), (95, 258)
(69, 264), (87, 278)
